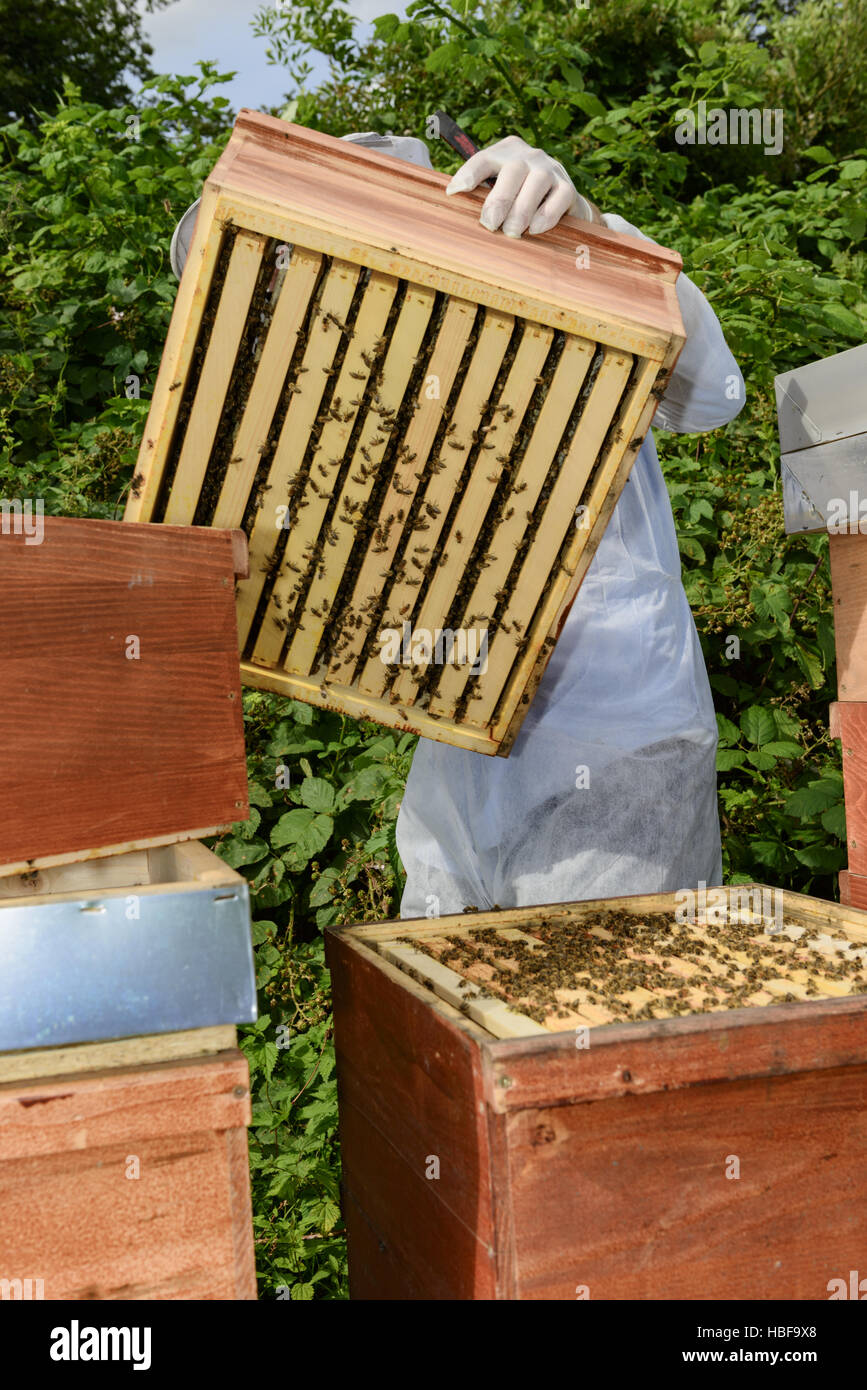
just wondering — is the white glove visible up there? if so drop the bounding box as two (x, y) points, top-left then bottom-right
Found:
(445, 134), (600, 237)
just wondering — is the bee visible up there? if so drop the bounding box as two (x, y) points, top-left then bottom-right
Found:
(629, 437), (644, 451)
(504, 507), (514, 521)
(415, 546), (430, 554)
(513, 481), (527, 494)
(349, 369), (366, 380)
(425, 503), (440, 519)
(486, 473), (500, 484)
(130, 472), (144, 498)
(455, 531), (463, 543)
(169, 379), (183, 391)
(447, 441), (465, 451)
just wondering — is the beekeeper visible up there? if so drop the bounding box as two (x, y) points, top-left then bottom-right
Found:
(170, 130), (745, 918)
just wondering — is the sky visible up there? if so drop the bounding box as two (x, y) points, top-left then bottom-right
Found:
(138, 0), (407, 114)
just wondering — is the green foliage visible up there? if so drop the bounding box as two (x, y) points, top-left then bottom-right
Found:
(0, 0), (179, 129)
(212, 691), (412, 1299)
(0, 67), (233, 516)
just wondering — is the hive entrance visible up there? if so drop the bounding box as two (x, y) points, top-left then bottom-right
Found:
(374, 906), (867, 1039)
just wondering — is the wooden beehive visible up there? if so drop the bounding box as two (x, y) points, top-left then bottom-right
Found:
(830, 535), (867, 910)
(126, 111), (686, 755)
(0, 842), (257, 1300)
(0, 516), (249, 875)
(326, 886), (867, 1299)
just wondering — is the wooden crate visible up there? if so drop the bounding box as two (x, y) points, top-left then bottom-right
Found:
(0, 1027), (256, 1300)
(0, 516), (249, 875)
(126, 111), (685, 755)
(0, 841), (257, 1299)
(326, 886), (867, 1299)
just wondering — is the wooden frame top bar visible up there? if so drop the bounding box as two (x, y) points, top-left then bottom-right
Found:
(207, 111), (683, 341)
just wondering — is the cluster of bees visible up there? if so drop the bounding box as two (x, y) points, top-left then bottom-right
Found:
(399, 909), (867, 1028)
(171, 245), (635, 727)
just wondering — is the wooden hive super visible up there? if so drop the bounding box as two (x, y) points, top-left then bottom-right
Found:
(327, 886), (867, 1299)
(126, 111), (685, 755)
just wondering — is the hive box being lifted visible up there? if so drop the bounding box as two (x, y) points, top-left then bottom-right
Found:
(126, 111), (685, 755)
(0, 516), (249, 875)
(326, 886), (867, 1299)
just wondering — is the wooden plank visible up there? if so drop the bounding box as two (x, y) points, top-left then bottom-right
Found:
(470, 346), (633, 726)
(0, 1052), (254, 1300)
(0, 1050), (250, 1160)
(236, 259), (367, 655)
(326, 926), (498, 1299)
(495, 354), (660, 749)
(483, 993), (867, 1111)
(427, 323), (558, 713)
(212, 246), (323, 529)
(0, 519), (248, 874)
(209, 115), (685, 348)
(358, 306), (514, 700)
(286, 283), (438, 674)
(239, 659), (501, 752)
(394, 320), (554, 711)
(0, 1026), (237, 1085)
(124, 183), (224, 523)
(377, 940), (548, 1038)
(327, 295), (477, 684)
(831, 701), (867, 877)
(163, 230), (268, 524)
(503, 1063), (867, 1299)
(214, 192), (676, 363)
(840, 869), (867, 910)
(829, 533), (867, 700)
(0, 848), (151, 898)
(426, 332), (595, 726)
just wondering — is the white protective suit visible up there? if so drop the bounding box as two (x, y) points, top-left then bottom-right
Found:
(357, 139), (745, 917)
(170, 134), (745, 916)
